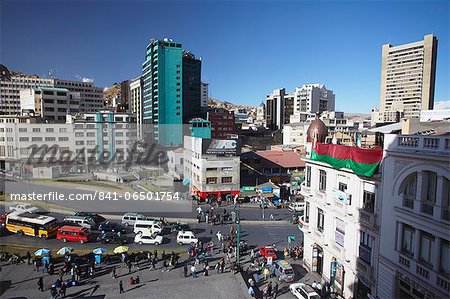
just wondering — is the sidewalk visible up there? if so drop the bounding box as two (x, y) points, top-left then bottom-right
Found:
(0, 252), (248, 298)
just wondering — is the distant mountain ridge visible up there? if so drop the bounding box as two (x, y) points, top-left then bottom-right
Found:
(208, 98), (256, 112)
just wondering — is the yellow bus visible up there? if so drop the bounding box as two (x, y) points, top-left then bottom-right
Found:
(6, 212), (59, 239)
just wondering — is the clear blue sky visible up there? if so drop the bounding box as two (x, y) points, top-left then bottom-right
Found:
(1, 0), (449, 113)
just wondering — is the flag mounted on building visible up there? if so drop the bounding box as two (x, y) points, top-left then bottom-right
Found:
(310, 143), (383, 177)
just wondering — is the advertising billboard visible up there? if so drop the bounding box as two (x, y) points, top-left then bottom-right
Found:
(202, 139), (240, 155)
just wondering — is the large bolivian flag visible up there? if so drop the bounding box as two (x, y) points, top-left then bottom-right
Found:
(310, 143), (383, 177)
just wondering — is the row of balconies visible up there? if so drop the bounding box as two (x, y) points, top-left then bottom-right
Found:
(398, 252), (450, 293)
(401, 195), (449, 222)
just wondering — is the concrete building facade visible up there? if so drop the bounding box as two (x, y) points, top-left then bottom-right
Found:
(183, 135), (240, 201)
(377, 133), (449, 299)
(54, 79), (104, 113)
(0, 65), (54, 115)
(19, 87), (80, 121)
(129, 76), (142, 139)
(300, 153), (381, 299)
(375, 34), (438, 124)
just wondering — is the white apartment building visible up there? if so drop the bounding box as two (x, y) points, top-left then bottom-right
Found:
(282, 122), (310, 146)
(374, 34), (438, 124)
(201, 82), (209, 108)
(299, 138), (382, 298)
(183, 136), (240, 201)
(377, 133), (450, 299)
(167, 147), (184, 180)
(256, 102), (266, 127)
(0, 65), (54, 115)
(129, 77), (142, 139)
(54, 78), (104, 113)
(0, 111), (137, 172)
(292, 84), (335, 116)
(20, 87), (80, 121)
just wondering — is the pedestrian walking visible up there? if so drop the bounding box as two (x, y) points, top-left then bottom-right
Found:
(50, 284), (58, 299)
(119, 280), (124, 293)
(37, 276), (44, 292)
(266, 281), (273, 299)
(59, 282), (66, 298)
(273, 282), (279, 299)
(183, 264), (188, 277)
(127, 261), (132, 273)
(26, 251), (31, 265)
(191, 265), (197, 278)
(111, 266), (117, 279)
(34, 258), (40, 272)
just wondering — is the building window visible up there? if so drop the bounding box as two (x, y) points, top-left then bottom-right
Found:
(319, 170), (327, 191)
(360, 231), (374, 265)
(419, 232), (434, 266)
(206, 177), (217, 184)
(401, 173), (417, 197)
(46, 128), (54, 133)
(59, 128), (67, 133)
(338, 182), (347, 192)
(440, 240), (450, 274)
(335, 218), (345, 247)
(317, 208), (324, 232)
(305, 202), (310, 223)
(222, 177), (232, 184)
(363, 191), (375, 213)
(32, 128), (40, 133)
(423, 171), (437, 203)
(206, 168), (217, 171)
(401, 224), (415, 256)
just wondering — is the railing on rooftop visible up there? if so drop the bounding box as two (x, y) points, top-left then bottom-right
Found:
(393, 135), (450, 153)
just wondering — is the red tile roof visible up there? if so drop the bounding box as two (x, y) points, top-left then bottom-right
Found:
(255, 150), (305, 168)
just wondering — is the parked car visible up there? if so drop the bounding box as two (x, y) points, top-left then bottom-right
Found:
(171, 222), (191, 233)
(134, 233), (163, 245)
(57, 226), (91, 244)
(98, 221), (125, 234)
(74, 212), (106, 223)
(121, 212), (146, 226)
(9, 204), (39, 214)
(63, 216), (97, 230)
(0, 212), (8, 227)
(289, 283), (320, 299)
(259, 246), (278, 260)
(97, 232), (128, 244)
(270, 260), (295, 282)
(176, 231), (198, 245)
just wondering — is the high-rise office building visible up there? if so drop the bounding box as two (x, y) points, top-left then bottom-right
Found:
(375, 34), (438, 124)
(20, 87), (80, 121)
(0, 64), (54, 115)
(293, 84), (335, 116)
(182, 51), (204, 122)
(142, 38), (183, 147)
(201, 82), (209, 113)
(265, 88), (294, 130)
(54, 79), (104, 113)
(129, 76), (142, 139)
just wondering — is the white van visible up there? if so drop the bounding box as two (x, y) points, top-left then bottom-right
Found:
(177, 231), (198, 245)
(134, 220), (163, 235)
(63, 216), (97, 229)
(121, 212), (146, 226)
